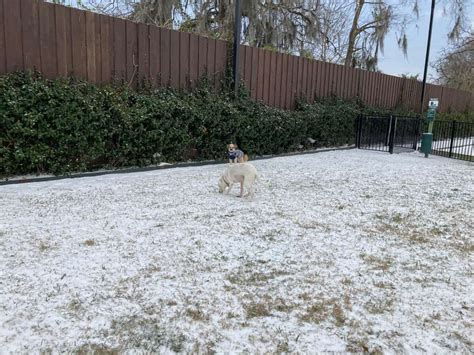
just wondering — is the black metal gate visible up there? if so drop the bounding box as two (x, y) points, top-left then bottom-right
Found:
(356, 115), (422, 154)
(429, 120), (473, 162)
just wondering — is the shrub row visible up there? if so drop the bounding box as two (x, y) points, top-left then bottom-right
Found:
(0, 72), (469, 177)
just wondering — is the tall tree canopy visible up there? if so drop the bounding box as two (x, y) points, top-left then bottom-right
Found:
(433, 31), (473, 92)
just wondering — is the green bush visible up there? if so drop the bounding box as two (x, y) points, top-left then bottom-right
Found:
(1, 71), (468, 177)
(436, 111), (474, 123)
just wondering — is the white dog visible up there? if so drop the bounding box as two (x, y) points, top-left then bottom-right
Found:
(218, 163), (258, 198)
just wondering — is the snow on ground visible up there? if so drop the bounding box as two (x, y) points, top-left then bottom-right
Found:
(0, 150), (473, 353)
(432, 137), (473, 158)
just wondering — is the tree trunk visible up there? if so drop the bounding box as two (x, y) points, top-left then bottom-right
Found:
(344, 0), (364, 67)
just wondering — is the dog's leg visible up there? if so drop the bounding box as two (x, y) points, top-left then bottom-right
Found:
(239, 180), (244, 197)
(243, 176), (255, 198)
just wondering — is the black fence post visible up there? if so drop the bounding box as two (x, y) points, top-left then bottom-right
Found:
(449, 120), (456, 158)
(356, 115), (362, 148)
(388, 115), (397, 154)
(413, 118), (421, 150)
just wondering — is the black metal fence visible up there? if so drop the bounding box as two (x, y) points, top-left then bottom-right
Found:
(429, 120), (473, 162)
(357, 115), (473, 162)
(356, 115), (421, 154)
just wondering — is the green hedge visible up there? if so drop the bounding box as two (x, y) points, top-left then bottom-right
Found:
(0, 72), (469, 177)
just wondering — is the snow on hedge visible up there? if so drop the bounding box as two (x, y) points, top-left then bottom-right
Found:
(0, 150), (472, 353)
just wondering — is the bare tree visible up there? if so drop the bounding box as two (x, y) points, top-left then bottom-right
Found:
(433, 32), (473, 91)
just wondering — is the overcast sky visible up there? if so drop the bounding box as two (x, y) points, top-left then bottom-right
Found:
(377, 1), (472, 81)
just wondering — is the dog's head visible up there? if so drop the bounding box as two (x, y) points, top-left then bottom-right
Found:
(228, 143), (237, 152)
(218, 176), (228, 193)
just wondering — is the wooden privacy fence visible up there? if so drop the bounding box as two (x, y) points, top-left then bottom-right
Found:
(0, 0), (472, 113)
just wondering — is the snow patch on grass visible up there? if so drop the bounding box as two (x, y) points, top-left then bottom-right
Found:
(0, 150), (473, 353)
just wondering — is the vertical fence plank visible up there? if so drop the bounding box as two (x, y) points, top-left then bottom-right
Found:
(39, 2), (57, 79)
(250, 47), (258, 100)
(256, 48), (264, 101)
(188, 33), (198, 87)
(206, 37), (216, 86)
(243, 45), (252, 92)
(330, 63), (337, 96)
(268, 51), (277, 106)
(377, 73), (383, 106)
(0, 0), (5, 74)
(316, 61), (323, 98)
(334, 64), (342, 98)
(348, 66), (354, 99)
(362, 71), (369, 104)
(169, 29), (180, 88)
(283, 54), (291, 108)
(70, 7), (87, 79)
(348, 66), (356, 99)
(280, 54), (288, 109)
(339, 65), (347, 99)
(353, 67), (360, 100)
(100, 14), (112, 82)
(365, 71), (372, 106)
(308, 60), (315, 102)
(179, 31), (189, 89)
(385, 74), (392, 108)
(160, 28), (170, 86)
(285, 55), (293, 107)
(385, 75), (393, 108)
(274, 53), (282, 108)
(305, 59), (311, 100)
(21, 0), (41, 72)
(300, 58), (307, 100)
(238, 43), (244, 88)
(112, 17), (126, 82)
(390, 76), (397, 108)
(262, 50), (270, 104)
(311, 60), (318, 99)
(297, 57), (304, 98)
(291, 56), (299, 108)
(306, 59), (313, 101)
(374, 73), (380, 107)
(137, 23), (149, 86)
(85, 11), (96, 83)
(197, 35), (207, 80)
(356, 69), (362, 102)
(94, 13), (101, 83)
(324, 62), (332, 97)
(370, 72), (377, 106)
(215, 39), (227, 88)
(4, 0), (23, 72)
(55, 4), (71, 77)
(149, 25), (160, 86)
(316, 60), (323, 98)
(341, 64), (347, 99)
(125, 20), (137, 87)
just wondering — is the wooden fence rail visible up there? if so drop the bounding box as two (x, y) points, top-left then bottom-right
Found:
(0, 0), (472, 113)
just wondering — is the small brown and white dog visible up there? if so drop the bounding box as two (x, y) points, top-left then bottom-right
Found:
(218, 163), (258, 198)
(228, 143), (249, 164)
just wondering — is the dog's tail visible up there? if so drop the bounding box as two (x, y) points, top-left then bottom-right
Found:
(243, 154), (249, 162)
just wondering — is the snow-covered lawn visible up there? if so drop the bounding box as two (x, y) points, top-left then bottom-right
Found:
(1, 150), (473, 353)
(432, 137), (473, 158)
